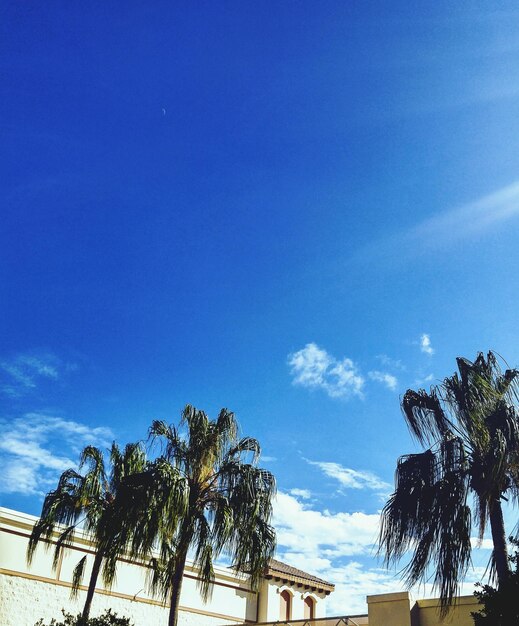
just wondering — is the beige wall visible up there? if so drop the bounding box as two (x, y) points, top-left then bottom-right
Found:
(367, 591), (480, 626)
(415, 596), (480, 626)
(367, 591), (413, 626)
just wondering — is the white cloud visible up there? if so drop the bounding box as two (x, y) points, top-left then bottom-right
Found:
(368, 370), (398, 391)
(290, 488), (312, 499)
(470, 537), (494, 550)
(273, 488), (491, 616)
(273, 490), (487, 615)
(320, 561), (484, 615)
(308, 460), (391, 494)
(419, 334), (434, 356)
(0, 413), (113, 495)
(288, 343), (364, 399)
(0, 351), (77, 396)
(273, 491), (380, 561)
(273, 491), (395, 614)
(376, 354), (406, 371)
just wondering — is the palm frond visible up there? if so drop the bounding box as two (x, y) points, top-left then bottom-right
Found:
(214, 408), (238, 454)
(192, 514), (215, 601)
(29, 439), (158, 617)
(226, 437), (261, 465)
(381, 350), (519, 612)
(145, 405), (277, 613)
(52, 524), (76, 570)
(379, 450), (437, 564)
(146, 550), (176, 604)
(402, 389), (451, 446)
(71, 555), (88, 597)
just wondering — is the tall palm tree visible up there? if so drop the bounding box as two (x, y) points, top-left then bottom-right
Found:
(379, 351), (519, 615)
(129, 405), (277, 626)
(27, 442), (147, 621)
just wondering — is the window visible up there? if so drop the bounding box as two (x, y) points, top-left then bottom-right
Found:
(304, 595), (315, 619)
(280, 589), (291, 620)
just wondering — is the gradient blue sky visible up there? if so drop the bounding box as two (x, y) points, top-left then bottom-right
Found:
(2, 1), (519, 614)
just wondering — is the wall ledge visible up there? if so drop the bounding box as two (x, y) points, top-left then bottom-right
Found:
(367, 591), (412, 604)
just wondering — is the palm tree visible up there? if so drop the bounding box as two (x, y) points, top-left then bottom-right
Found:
(27, 442), (147, 621)
(379, 351), (519, 614)
(129, 405), (277, 626)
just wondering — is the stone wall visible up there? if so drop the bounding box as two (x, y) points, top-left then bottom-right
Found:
(0, 573), (233, 626)
(0, 574), (235, 626)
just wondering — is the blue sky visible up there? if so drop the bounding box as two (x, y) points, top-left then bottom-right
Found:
(2, 1), (519, 615)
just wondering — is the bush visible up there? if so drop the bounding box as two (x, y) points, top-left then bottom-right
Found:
(35, 609), (134, 626)
(472, 539), (519, 625)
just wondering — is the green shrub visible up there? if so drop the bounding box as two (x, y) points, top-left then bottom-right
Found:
(472, 539), (519, 625)
(34, 608), (134, 626)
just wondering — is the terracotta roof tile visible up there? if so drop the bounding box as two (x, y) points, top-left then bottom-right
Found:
(266, 559), (335, 591)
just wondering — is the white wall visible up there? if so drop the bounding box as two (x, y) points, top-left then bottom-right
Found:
(258, 579), (328, 622)
(0, 507), (333, 625)
(0, 508), (257, 626)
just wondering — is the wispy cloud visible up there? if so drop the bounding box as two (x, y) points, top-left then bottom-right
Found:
(368, 370), (398, 391)
(415, 372), (435, 387)
(376, 354), (406, 371)
(412, 180), (519, 245)
(288, 343), (364, 399)
(355, 180), (519, 266)
(419, 334), (434, 356)
(308, 460), (391, 495)
(0, 351), (77, 397)
(0, 413), (113, 495)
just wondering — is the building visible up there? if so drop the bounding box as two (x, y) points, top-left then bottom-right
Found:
(0, 507), (334, 626)
(0, 507), (482, 626)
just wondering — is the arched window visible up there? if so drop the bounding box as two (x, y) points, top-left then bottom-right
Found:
(304, 595), (315, 619)
(280, 589), (291, 620)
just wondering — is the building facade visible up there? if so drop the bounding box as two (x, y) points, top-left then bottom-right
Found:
(0, 507), (334, 626)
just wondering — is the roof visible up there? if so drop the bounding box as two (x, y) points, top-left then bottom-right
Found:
(265, 558), (335, 593)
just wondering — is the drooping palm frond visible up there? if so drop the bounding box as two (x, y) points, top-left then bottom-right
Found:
(379, 450), (438, 565)
(27, 468), (86, 565)
(149, 420), (188, 469)
(147, 552), (174, 604)
(71, 555), (88, 597)
(381, 351), (519, 614)
(226, 437), (261, 465)
(145, 405), (277, 626)
(402, 389), (451, 446)
(431, 477), (471, 616)
(28, 440), (153, 619)
(111, 442), (147, 484)
(52, 524), (77, 570)
(380, 434), (471, 614)
(79, 446), (106, 508)
(192, 513), (215, 601)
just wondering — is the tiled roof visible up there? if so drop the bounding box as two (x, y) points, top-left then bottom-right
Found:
(265, 559), (335, 592)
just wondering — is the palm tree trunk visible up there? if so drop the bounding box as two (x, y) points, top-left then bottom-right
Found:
(489, 499), (511, 587)
(167, 544), (189, 626)
(82, 550), (104, 621)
